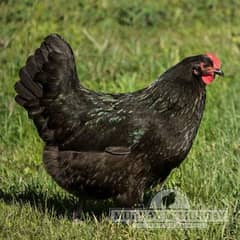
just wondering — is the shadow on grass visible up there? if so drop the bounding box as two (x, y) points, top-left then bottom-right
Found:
(0, 183), (156, 220)
(0, 185), (116, 220)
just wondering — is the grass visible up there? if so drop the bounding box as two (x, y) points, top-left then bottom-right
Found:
(0, 0), (240, 239)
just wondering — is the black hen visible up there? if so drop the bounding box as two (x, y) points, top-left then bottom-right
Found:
(15, 34), (223, 206)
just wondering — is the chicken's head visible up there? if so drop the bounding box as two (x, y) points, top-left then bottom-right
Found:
(192, 53), (224, 85)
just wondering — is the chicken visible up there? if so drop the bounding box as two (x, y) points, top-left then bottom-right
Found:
(14, 34), (224, 207)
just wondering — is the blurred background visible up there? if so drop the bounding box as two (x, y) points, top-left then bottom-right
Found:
(0, 1), (239, 239)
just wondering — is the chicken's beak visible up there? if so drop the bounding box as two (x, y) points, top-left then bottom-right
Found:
(214, 69), (224, 77)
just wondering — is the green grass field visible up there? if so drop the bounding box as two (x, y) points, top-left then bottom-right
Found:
(0, 0), (240, 239)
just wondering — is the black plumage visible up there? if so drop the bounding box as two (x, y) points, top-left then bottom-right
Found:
(15, 34), (223, 207)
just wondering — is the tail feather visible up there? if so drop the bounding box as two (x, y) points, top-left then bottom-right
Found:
(15, 34), (79, 143)
(19, 68), (43, 97)
(15, 82), (36, 100)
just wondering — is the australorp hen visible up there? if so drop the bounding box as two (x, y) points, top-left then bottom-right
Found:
(15, 34), (224, 207)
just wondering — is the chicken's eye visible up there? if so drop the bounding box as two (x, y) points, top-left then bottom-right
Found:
(192, 65), (202, 76)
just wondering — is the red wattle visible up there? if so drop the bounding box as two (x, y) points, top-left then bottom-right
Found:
(202, 75), (214, 85)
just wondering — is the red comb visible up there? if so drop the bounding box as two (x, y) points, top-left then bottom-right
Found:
(206, 53), (221, 69)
